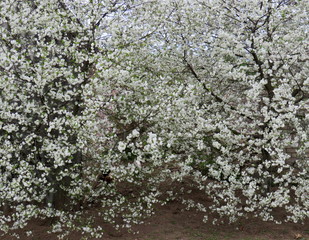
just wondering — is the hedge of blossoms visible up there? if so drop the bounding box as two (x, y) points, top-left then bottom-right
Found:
(0, 0), (308, 239)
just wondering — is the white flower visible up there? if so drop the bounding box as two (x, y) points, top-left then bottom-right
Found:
(197, 140), (205, 150)
(131, 129), (140, 138)
(134, 160), (142, 169)
(118, 141), (126, 152)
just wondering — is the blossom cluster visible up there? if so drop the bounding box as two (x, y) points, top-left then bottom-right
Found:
(0, 0), (308, 238)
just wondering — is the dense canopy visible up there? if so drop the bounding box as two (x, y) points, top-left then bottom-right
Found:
(0, 0), (308, 238)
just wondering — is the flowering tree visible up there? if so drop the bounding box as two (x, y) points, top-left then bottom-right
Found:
(0, 0), (308, 238)
(0, 0), (168, 237)
(154, 0), (309, 224)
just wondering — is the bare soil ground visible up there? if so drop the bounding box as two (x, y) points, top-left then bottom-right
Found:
(2, 180), (308, 240)
(2, 198), (308, 240)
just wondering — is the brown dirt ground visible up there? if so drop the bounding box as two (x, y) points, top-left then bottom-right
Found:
(2, 199), (308, 240)
(2, 180), (308, 240)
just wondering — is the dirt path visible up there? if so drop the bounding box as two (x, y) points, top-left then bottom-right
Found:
(2, 199), (308, 240)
